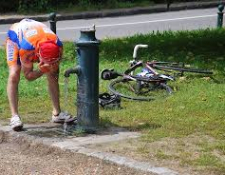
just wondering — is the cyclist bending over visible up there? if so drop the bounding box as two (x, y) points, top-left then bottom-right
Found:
(6, 19), (75, 131)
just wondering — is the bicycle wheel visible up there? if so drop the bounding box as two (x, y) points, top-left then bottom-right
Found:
(108, 78), (172, 101)
(153, 64), (213, 75)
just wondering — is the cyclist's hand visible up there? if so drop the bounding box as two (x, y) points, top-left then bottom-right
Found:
(38, 62), (59, 73)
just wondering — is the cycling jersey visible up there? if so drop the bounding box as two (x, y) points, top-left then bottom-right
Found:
(6, 19), (63, 66)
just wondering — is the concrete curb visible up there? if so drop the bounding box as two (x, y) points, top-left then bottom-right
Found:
(0, 1), (224, 24)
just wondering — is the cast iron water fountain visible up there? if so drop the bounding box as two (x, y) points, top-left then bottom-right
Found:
(64, 26), (100, 133)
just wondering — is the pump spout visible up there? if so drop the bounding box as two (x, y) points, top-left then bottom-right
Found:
(64, 66), (81, 77)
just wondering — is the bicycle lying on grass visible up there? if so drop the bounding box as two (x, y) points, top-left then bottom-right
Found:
(101, 44), (213, 101)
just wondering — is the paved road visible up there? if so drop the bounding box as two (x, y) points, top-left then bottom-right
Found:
(0, 7), (222, 46)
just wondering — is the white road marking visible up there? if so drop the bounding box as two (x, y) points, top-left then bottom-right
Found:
(57, 14), (216, 31)
(0, 14), (216, 35)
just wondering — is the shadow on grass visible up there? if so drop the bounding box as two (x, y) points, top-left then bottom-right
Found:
(100, 117), (161, 133)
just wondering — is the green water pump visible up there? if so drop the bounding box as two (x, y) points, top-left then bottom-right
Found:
(64, 27), (100, 132)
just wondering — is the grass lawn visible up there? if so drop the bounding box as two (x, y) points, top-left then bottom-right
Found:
(0, 28), (225, 174)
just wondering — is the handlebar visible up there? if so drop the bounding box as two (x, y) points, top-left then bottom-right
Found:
(133, 44), (148, 60)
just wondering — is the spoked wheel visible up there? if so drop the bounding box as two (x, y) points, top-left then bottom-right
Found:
(108, 78), (172, 101)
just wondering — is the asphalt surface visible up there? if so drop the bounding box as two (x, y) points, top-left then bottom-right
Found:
(0, 1), (224, 45)
(0, 1), (224, 24)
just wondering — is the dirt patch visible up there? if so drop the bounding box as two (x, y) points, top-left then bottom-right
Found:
(86, 134), (225, 175)
(0, 131), (154, 175)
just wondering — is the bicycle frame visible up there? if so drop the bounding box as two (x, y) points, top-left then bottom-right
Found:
(101, 44), (174, 82)
(129, 44), (174, 81)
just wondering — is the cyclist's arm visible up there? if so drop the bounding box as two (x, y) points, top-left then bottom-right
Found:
(20, 51), (43, 81)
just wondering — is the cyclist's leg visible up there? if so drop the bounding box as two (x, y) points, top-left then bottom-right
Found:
(46, 70), (61, 116)
(6, 39), (21, 117)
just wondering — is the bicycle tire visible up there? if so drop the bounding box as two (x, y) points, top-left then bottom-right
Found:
(108, 78), (172, 101)
(153, 64), (213, 74)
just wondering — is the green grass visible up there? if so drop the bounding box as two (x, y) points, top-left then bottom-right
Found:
(1, 28), (225, 173)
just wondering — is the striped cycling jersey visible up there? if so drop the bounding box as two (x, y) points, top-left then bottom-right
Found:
(7, 18), (62, 63)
